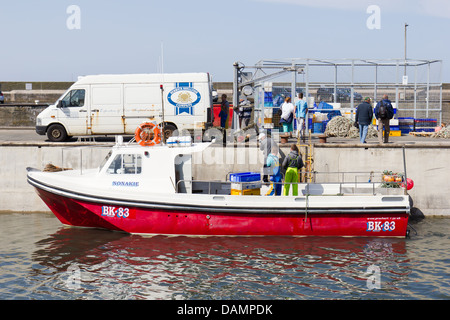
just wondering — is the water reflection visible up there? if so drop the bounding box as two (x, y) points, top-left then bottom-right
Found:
(31, 227), (410, 300)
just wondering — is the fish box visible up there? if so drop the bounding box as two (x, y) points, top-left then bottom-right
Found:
(230, 172), (261, 195)
(231, 182), (262, 190)
(229, 172), (261, 183)
(387, 130), (402, 136)
(231, 188), (261, 196)
(167, 136), (192, 147)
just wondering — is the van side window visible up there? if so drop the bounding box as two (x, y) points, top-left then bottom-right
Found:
(107, 154), (142, 174)
(61, 89), (85, 107)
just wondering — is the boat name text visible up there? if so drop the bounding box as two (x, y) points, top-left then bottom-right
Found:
(101, 206), (130, 218)
(366, 221), (396, 232)
(112, 181), (139, 187)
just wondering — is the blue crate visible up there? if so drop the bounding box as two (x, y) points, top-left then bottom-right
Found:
(317, 102), (333, 109)
(399, 125), (414, 134)
(415, 119), (437, 127)
(399, 117), (415, 125)
(313, 122), (324, 133)
(415, 128), (435, 133)
(230, 172), (261, 183)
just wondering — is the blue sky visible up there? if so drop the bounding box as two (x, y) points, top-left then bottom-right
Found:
(0, 0), (449, 82)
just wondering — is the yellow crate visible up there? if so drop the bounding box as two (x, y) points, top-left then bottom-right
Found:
(384, 130), (401, 136)
(231, 188), (261, 196)
(378, 130), (402, 137)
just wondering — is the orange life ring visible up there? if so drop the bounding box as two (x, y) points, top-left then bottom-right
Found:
(135, 122), (161, 147)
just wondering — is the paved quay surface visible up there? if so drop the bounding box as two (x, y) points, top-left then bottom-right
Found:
(1, 127), (450, 147)
(309, 134), (450, 148)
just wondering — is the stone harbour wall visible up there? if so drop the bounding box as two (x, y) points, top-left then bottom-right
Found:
(0, 143), (448, 216)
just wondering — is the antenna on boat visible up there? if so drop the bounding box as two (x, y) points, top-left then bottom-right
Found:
(160, 41), (166, 145)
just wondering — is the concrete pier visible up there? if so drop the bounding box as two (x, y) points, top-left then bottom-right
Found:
(1, 140), (449, 216)
(313, 143), (450, 216)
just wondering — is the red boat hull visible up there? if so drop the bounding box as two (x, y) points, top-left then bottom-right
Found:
(35, 187), (410, 238)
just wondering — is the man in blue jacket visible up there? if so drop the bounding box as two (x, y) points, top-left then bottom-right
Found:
(265, 146), (282, 196)
(295, 93), (308, 141)
(374, 94), (394, 143)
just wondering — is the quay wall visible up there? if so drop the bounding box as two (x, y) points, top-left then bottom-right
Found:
(0, 143), (449, 216)
(312, 144), (450, 216)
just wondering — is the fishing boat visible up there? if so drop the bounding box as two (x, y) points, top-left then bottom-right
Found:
(27, 125), (411, 238)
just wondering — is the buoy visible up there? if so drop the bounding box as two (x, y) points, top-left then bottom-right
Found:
(135, 122), (161, 147)
(401, 178), (414, 190)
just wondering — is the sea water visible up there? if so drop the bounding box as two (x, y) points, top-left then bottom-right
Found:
(0, 212), (448, 300)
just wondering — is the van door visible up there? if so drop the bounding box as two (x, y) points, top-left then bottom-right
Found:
(56, 87), (89, 135)
(90, 85), (124, 134)
(123, 84), (161, 134)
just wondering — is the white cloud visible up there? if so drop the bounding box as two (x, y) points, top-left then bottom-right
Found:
(253, 0), (404, 11)
(253, 0), (450, 18)
(418, 0), (450, 19)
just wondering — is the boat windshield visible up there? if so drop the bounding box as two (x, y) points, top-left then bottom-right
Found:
(99, 151), (112, 172)
(107, 154), (142, 174)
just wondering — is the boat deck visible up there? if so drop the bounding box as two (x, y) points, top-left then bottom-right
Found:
(178, 180), (406, 197)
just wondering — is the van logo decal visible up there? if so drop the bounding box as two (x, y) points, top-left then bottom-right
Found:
(168, 82), (201, 115)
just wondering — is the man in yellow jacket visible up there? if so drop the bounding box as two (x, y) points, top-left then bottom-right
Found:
(282, 144), (304, 196)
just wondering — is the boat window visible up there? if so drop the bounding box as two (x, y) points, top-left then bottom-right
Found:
(107, 154), (142, 174)
(99, 150), (112, 171)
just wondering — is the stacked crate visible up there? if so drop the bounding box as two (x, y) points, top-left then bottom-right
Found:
(399, 117), (415, 134)
(414, 118), (437, 132)
(375, 119), (401, 136)
(230, 172), (261, 196)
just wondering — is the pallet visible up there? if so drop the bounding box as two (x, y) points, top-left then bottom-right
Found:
(409, 131), (434, 137)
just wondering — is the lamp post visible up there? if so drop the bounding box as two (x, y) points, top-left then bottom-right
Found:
(403, 23), (409, 101)
(404, 23), (409, 76)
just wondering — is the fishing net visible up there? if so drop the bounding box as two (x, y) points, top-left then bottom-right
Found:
(431, 126), (450, 139)
(324, 116), (378, 139)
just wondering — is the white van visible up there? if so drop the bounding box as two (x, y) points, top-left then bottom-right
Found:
(36, 73), (214, 142)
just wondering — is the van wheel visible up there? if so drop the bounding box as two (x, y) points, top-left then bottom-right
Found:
(47, 124), (68, 142)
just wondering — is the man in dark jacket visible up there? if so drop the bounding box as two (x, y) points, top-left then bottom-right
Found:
(355, 97), (374, 143)
(374, 94), (394, 143)
(281, 144), (304, 196)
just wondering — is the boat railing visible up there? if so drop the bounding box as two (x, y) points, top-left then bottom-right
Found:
(176, 171), (407, 196)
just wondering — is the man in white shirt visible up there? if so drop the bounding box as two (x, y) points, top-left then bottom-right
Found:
(280, 97), (295, 137)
